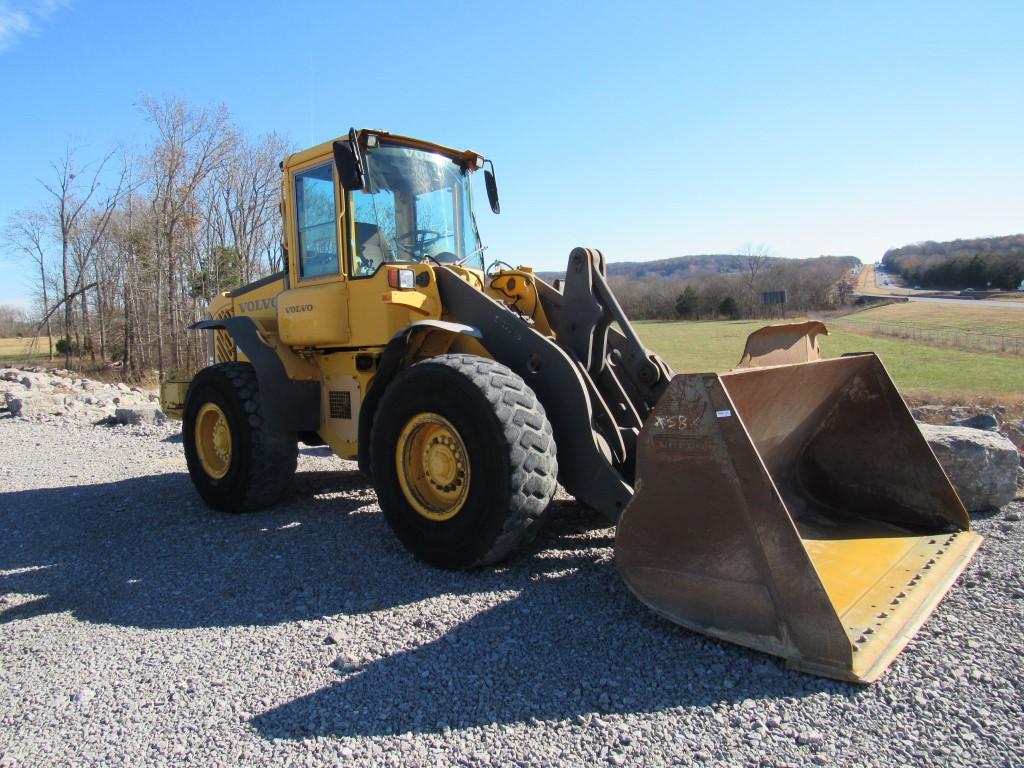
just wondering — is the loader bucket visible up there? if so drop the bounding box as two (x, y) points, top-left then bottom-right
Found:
(615, 352), (981, 683)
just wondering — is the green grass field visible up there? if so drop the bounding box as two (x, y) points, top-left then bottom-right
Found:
(836, 301), (1024, 337)
(0, 337), (53, 365)
(635, 319), (1024, 398)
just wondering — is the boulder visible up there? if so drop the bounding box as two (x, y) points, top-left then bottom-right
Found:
(952, 413), (999, 431)
(114, 406), (166, 425)
(4, 392), (67, 418)
(919, 423), (1019, 511)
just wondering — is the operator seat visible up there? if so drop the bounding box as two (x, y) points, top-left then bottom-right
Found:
(355, 222), (390, 275)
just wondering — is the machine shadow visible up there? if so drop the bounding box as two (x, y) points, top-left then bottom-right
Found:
(0, 470), (612, 633)
(2, 469), (847, 734)
(250, 566), (848, 739)
(249, 498), (844, 739)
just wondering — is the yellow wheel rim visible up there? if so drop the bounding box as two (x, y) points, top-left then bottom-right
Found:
(195, 402), (232, 480)
(395, 412), (471, 522)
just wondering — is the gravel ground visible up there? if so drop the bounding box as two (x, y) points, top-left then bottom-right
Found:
(1, 414), (1022, 767)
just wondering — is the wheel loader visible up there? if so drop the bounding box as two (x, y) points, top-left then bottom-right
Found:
(161, 129), (981, 683)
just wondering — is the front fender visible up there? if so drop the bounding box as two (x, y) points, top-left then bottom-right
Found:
(356, 320), (482, 477)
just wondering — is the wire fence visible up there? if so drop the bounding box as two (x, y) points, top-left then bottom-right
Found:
(831, 319), (1024, 356)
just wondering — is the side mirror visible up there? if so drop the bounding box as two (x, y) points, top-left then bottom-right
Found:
(333, 128), (365, 191)
(484, 162), (500, 214)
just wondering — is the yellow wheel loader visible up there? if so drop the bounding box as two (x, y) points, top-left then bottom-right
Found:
(161, 129), (980, 683)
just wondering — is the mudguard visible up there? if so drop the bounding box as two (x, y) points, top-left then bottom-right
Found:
(190, 317), (319, 433)
(357, 320), (482, 477)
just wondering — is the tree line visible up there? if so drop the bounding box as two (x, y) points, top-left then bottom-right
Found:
(2, 96), (289, 379)
(882, 235), (1024, 290)
(609, 254), (859, 321)
(0, 305), (32, 338)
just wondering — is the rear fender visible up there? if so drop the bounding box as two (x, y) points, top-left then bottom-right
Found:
(190, 317), (319, 433)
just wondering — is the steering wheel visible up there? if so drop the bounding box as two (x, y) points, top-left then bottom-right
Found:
(395, 229), (444, 258)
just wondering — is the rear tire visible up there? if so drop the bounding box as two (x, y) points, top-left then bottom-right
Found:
(371, 354), (557, 568)
(183, 362), (297, 512)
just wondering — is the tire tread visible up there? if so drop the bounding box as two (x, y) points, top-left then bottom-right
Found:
(423, 354), (558, 565)
(184, 362), (297, 512)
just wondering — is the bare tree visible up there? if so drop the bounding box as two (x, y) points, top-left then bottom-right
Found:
(40, 146), (127, 368)
(142, 95), (236, 376)
(216, 131), (289, 283)
(8, 96), (296, 381)
(3, 209), (55, 359)
(741, 243), (773, 316)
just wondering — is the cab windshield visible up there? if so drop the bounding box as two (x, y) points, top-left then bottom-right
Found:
(351, 144), (483, 276)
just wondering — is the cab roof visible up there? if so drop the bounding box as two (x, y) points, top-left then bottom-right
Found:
(283, 129), (483, 171)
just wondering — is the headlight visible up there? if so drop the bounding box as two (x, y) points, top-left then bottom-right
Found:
(387, 268), (416, 290)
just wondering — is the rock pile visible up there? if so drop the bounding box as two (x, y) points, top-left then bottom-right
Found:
(0, 365), (166, 426)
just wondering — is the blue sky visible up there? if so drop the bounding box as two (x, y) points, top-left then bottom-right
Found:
(1, 0), (1022, 307)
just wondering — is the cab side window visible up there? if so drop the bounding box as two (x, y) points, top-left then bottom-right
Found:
(294, 163), (339, 279)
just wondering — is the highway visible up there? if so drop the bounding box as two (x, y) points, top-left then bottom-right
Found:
(902, 295), (1024, 309)
(855, 264), (1024, 309)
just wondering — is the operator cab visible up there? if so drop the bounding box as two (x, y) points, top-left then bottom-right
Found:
(288, 130), (496, 285)
(279, 130), (500, 348)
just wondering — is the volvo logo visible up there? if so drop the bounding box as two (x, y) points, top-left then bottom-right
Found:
(285, 304), (314, 314)
(237, 298), (276, 313)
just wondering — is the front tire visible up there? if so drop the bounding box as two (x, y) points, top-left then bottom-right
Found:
(371, 354), (558, 568)
(183, 362), (297, 512)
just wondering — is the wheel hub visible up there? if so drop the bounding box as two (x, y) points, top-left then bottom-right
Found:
(396, 413), (470, 521)
(195, 402), (232, 480)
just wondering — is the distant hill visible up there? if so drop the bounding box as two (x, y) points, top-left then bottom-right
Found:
(882, 235), (1024, 290)
(883, 235), (1024, 263)
(537, 253), (857, 283)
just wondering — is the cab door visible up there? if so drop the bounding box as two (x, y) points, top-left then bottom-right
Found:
(278, 158), (351, 346)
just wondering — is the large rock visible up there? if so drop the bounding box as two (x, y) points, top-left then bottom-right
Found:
(919, 423), (1019, 511)
(114, 406), (166, 425)
(4, 392), (67, 418)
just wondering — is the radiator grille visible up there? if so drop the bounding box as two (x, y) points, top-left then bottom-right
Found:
(214, 307), (236, 363)
(329, 390), (352, 419)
